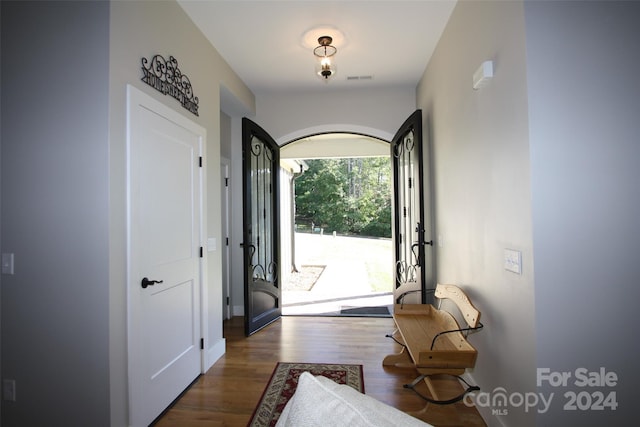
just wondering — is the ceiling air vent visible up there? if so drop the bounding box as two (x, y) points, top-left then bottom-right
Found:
(346, 75), (374, 81)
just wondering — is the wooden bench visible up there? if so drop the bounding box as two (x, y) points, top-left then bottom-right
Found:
(383, 283), (483, 405)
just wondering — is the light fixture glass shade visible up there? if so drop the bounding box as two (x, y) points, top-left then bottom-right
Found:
(315, 57), (337, 81)
(313, 36), (337, 81)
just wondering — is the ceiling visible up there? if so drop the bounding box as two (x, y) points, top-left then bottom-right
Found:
(281, 133), (389, 159)
(178, 0), (457, 94)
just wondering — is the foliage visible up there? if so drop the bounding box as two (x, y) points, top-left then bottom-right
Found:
(295, 157), (392, 238)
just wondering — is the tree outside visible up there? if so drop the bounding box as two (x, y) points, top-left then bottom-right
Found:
(294, 157), (391, 238)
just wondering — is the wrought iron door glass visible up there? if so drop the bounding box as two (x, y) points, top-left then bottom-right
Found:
(249, 136), (277, 283)
(395, 130), (420, 287)
(392, 110), (427, 304)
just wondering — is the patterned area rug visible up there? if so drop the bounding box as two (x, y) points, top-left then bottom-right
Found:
(248, 362), (364, 427)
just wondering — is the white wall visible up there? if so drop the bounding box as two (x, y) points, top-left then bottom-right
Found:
(417, 1), (535, 426)
(254, 87), (415, 143)
(1, 1), (111, 425)
(220, 111), (232, 160)
(219, 89), (254, 316)
(108, 1), (254, 424)
(525, 1), (640, 425)
(229, 116), (247, 315)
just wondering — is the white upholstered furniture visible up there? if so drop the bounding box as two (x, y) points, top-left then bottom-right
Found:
(276, 372), (432, 427)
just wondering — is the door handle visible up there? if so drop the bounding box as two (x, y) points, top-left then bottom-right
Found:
(141, 277), (164, 289)
(415, 223), (433, 246)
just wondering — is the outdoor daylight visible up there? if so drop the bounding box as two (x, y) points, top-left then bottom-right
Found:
(283, 157), (394, 316)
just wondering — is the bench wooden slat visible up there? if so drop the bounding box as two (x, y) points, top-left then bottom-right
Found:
(384, 284), (480, 376)
(435, 283), (481, 328)
(393, 304), (477, 371)
(394, 312), (460, 352)
(384, 284), (482, 409)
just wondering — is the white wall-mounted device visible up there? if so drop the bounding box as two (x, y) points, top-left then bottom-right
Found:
(473, 60), (494, 90)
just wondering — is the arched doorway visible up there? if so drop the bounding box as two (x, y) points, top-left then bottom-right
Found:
(279, 133), (394, 316)
(241, 111), (430, 333)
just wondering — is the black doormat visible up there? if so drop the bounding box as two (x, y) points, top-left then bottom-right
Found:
(339, 306), (391, 317)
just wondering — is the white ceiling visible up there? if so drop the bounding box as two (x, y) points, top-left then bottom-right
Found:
(281, 133), (389, 159)
(178, 0), (457, 94)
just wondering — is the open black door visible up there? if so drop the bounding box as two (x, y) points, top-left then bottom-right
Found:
(391, 110), (433, 305)
(242, 118), (281, 336)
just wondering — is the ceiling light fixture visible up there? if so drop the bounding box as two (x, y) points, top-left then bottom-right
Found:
(313, 36), (337, 81)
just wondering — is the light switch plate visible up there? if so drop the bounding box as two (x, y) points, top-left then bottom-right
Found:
(504, 249), (522, 274)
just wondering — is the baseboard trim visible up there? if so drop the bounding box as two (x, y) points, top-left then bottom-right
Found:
(232, 305), (244, 316)
(205, 338), (226, 371)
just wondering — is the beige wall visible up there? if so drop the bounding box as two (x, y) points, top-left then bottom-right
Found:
(417, 1), (535, 426)
(254, 87), (416, 143)
(108, 1), (254, 424)
(1, 2), (111, 424)
(526, 1), (640, 425)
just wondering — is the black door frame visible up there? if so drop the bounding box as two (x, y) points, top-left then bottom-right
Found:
(391, 110), (432, 304)
(242, 118), (281, 336)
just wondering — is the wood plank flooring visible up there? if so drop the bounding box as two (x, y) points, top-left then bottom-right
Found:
(154, 316), (486, 427)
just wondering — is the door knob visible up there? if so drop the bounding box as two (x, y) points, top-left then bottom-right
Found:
(141, 277), (164, 289)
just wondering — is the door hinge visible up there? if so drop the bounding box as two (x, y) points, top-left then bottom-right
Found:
(199, 156), (203, 167)
(408, 177), (413, 189)
(200, 338), (204, 350)
(200, 247), (203, 258)
(225, 237), (229, 246)
(226, 296), (230, 305)
(225, 177), (229, 187)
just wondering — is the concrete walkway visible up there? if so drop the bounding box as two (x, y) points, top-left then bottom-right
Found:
(282, 232), (394, 316)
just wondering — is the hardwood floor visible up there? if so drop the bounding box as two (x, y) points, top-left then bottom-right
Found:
(154, 316), (486, 427)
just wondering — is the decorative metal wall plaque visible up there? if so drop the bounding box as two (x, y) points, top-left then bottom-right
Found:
(141, 54), (199, 116)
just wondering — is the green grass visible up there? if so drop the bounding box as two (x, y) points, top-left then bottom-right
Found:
(365, 259), (393, 292)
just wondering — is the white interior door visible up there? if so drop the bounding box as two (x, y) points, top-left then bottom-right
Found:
(127, 86), (205, 426)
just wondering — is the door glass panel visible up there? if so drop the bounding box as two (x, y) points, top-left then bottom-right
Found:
(249, 136), (277, 283)
(395, 130), (419, 284)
